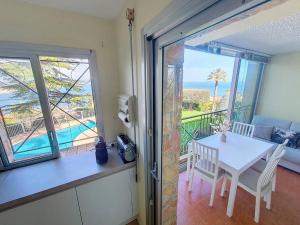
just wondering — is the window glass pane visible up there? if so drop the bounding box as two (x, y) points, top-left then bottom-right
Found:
(0, 58), (52, 162)
(180, 47), (234, 156)
(233, 60), (263, 123)
(40, 56), (98, 156)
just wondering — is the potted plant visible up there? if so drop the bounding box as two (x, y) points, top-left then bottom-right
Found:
(210, 116), (231, 143)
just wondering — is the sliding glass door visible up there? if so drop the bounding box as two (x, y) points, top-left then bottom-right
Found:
(151, 19), (268, 225)
(145, 1), (275, 224)
(232, 59), (264, 123)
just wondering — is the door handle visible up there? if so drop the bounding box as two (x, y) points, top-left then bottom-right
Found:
(150, 161), (159, 182)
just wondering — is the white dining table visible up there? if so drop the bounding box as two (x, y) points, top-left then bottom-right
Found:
(187, 132), (274, 217)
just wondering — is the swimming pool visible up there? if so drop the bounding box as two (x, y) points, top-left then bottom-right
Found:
(13, 120), (97, 160)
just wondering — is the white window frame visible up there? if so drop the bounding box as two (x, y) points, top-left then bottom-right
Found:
(0, 42), (104, 170)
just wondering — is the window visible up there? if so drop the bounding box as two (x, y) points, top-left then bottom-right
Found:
(232, 59), (264, 123)
(0, 44), (102, 169)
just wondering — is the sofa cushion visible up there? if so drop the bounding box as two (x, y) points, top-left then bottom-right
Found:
(283, 147), (300, 165)
(270, 128), (300, 148)
(271, 127), (294, 144)
(253, 126), (273, 140)
(290, 122), (300, 133)
(291, 133), (300, 149)
(252, 115), (291, 130)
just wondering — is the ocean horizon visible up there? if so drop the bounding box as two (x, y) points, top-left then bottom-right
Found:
(183, 81), (231, 97)
(0, 83), (93, 108)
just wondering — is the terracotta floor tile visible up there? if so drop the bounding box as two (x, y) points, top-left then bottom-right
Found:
(177, 168), (300, 225)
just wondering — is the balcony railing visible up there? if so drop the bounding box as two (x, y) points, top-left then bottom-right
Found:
(180, 105), (252, 157)
(5, 110), (95, 138)
(180, 109), (227, 157)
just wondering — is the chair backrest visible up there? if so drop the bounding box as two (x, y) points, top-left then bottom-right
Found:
(257, 147), (286, 192)
(267, 139), (288, 162)
(232, 122), (255, 137)
(192, 141), (219, 178)
(282, 139), (289, 146)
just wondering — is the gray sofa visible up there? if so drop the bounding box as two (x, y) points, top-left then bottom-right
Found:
(251, 115), (300, 173)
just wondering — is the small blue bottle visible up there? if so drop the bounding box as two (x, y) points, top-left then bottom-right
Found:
(95, 137), (108, 164)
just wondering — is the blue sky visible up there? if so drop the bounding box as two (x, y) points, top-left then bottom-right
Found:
(183, 48), (235, 82)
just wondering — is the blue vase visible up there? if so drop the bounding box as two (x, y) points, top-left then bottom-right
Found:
(95, 137), (108, 164)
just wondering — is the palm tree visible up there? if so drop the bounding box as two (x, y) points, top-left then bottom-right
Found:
(207, 68), (227, 111)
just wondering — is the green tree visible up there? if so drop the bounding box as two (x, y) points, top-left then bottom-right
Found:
(200, 101), (213, 112)
(0, 57), (87, 118)
(207, 68), (227, 111)
(182, 89), (210, 111)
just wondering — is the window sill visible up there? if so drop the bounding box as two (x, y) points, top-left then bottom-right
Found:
(0, 148), (135, 212)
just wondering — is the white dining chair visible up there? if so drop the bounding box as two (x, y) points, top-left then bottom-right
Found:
(232, 122), (255, 138)
(188, 141), (224, 207)
(221, 144), (286, 223)
(251, 139), (288, 192)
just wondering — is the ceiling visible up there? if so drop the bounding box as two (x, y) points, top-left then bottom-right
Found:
(215, 12), (300, 55)
(17, 0), (126, 19)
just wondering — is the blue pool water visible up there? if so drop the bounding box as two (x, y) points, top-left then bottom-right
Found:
(13, 121), (97, 160)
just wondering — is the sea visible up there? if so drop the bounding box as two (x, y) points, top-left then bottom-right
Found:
(0, 82), (233, 107)
(183, 81), (231, 97)
(0, 83), (93, 108)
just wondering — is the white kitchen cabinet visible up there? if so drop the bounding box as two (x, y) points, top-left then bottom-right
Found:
(129, 168), (138, 217)
(76, 168), (137, 225)
(0, 189), (82, 225)
(0, 167), (137, 225)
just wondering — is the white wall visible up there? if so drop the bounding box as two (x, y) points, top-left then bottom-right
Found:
(256, 52), (300, 122)
(115, 0), (172, 224)
(0, 0), (121, 142)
